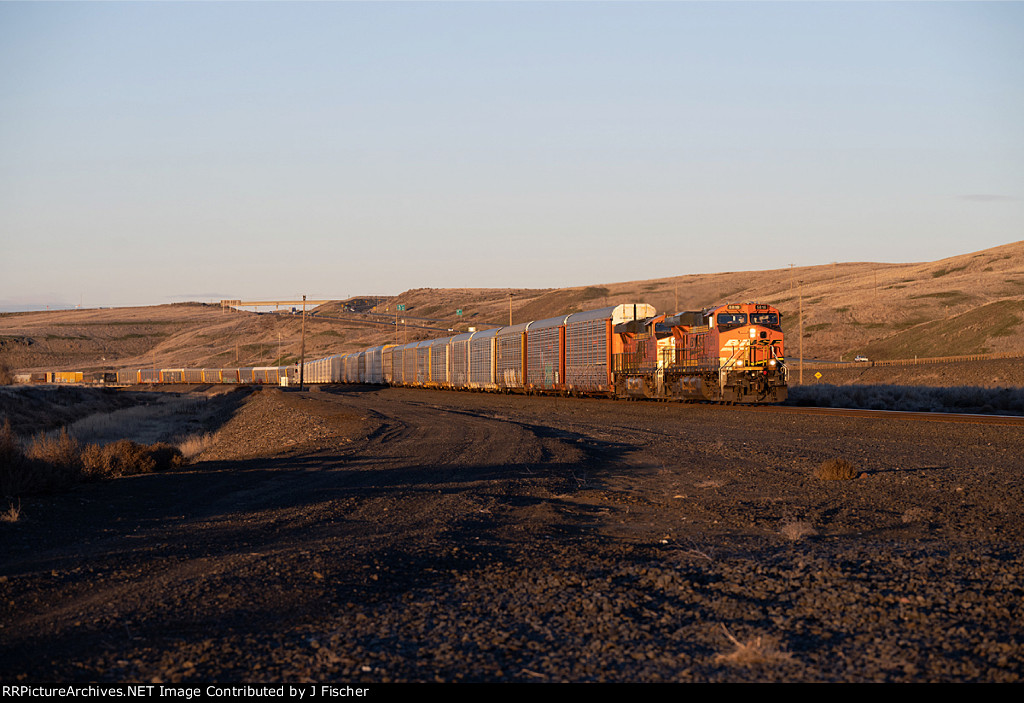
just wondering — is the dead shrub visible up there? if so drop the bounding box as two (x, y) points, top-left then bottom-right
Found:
(4, 429), (84, 494)
(714, 624), (796, 667)
(147, 443), (186, 472)
(0, 362), (13, 386)
(81, 440), (185, 479)
(25, 429), (81, 470)
(81, 440), (151, 478)
(26, 429), (82, 483)
(814, 458), (858, 480)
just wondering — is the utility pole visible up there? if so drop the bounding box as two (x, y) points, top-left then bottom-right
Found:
(509, 292), (514, 326)
(299, 294), (306, 391)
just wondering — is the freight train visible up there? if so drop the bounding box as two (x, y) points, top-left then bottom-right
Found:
(110, 302), (788, 404)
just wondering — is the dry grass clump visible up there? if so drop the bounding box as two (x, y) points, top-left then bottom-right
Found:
(780, 521), (817, 541)
(714, 624), (796, 667)
(177, 432), (215, 460)
(2, 500), (20, 523)
(0, 361), (13, 386)
(814, 458), (858, 480)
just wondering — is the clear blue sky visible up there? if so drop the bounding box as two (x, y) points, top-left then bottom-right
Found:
(2, 1), (1022, 309)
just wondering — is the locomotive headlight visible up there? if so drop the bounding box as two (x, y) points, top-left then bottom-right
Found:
(749, 327), (756, 338)
(736, 360), (744, 367)
(769, 359), (777, 367)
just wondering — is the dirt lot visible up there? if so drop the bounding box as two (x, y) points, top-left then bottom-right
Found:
(1, 386), (1022, 683)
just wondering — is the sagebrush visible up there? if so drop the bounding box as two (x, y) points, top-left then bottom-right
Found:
(81, 440), (185, 478)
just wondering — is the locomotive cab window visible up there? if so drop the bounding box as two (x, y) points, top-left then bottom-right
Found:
(716, 313), (747, 330)
(749, 312), (780, 329)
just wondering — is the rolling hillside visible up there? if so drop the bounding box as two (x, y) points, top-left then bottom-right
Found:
(354, 240), (1024, 362)
(1, 241), (1021, 374)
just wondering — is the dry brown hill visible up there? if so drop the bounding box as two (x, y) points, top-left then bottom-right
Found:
(1, 241), (1021, 374)
(0, 303), (393, 374)
(360, 240), (1024, 362)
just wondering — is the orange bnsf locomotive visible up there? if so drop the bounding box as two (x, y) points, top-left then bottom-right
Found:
(614, 302), (787, 403)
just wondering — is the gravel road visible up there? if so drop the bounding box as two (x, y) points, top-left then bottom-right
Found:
(2, 386), (1022, 682)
